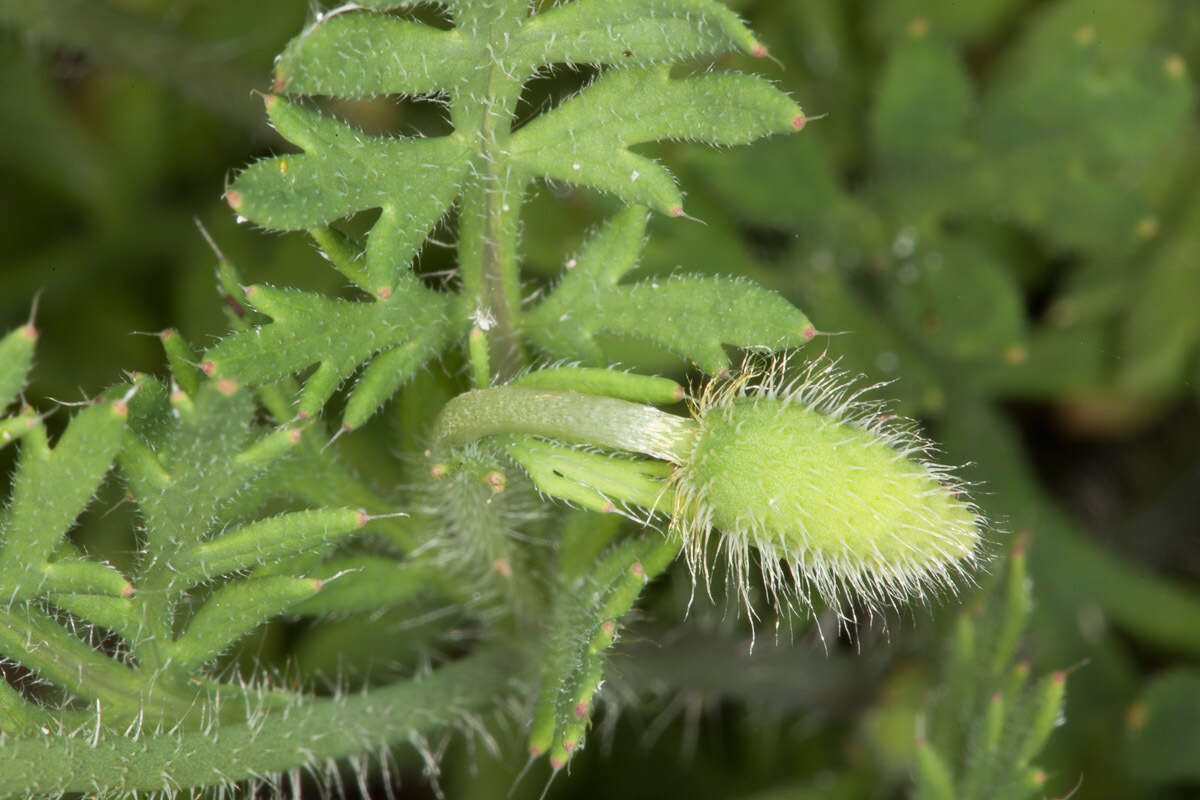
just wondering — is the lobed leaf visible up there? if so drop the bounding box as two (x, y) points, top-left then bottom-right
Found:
(228, 95), (470, 291)
(203, 284), (460, 422)
(527, 206), (813, 372)
(0, 398), (126, 595)
(918, 544), (1065, 800)
(528, 531), (680, 767)
(510, 66), (804, 214)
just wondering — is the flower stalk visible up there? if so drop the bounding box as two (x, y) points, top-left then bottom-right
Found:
(434, 358), (983, 615)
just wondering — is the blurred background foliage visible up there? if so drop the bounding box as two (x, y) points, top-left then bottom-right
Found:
(2, 0), (1199, 798)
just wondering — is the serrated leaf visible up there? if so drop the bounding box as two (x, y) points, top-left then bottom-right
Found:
(527, 207), (813, 373)
(204, 284), (459, 421)
(229, 96), (470, 290)
(511, 66), (803, 214)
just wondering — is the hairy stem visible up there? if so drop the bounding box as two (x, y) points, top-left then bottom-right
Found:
(453, 14), (528, 380)
(0, 646), (520, 796)
(434, 386), (697, 462)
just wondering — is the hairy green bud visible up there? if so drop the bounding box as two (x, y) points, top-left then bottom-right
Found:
(672, 357), (982, 618)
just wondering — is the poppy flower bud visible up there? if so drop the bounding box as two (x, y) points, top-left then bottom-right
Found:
(671, 357), (982, 617)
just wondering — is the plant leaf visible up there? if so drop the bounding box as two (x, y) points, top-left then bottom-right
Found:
(0, 398), (126, 596)
(274, 13), (481, 98)
(510, 66), (804, 214)
(204, 284), (460, 422)
(228, 96), (470, 291)
(513, 0), (763, 67)
(526, 207), (815, 373)
(528, 531), (680, 767)
(0, 322), (37, 411)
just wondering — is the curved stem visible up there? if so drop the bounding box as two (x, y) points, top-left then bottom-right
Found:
(0, 646), (520, 796)
(434, 386), (697, 463)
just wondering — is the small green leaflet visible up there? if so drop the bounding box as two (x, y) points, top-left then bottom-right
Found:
(526, 206), (815, 373)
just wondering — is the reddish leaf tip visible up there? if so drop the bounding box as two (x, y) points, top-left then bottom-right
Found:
(669, 205), (685, 218)
(574, 702), (589, 719)
(216, 378), (238, 396)
(631, 562), (645, 577)
(792, 114), (808, 131)
(802, 324), (816, 340)
(752, 43), (769, 59)
(225, 190), (242, 210)
(201, 361), (216, 376)
(20, 323), (38, 341)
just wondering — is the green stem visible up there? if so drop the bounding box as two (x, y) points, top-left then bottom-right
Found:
(0, 605), (191, 721)
(453, 14), (528, 380)
(0, 646), (521, 796)
(434, 386), (697, 462)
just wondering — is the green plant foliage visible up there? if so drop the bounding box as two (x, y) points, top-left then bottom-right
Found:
(1126, 669), (1200, 785)
(212, 0), (804, 420)
(528, 530), (680, 768)
(2, 0), (1200, 798)
(915, 540), (1064, 800)
(526, 205), (815, 373)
